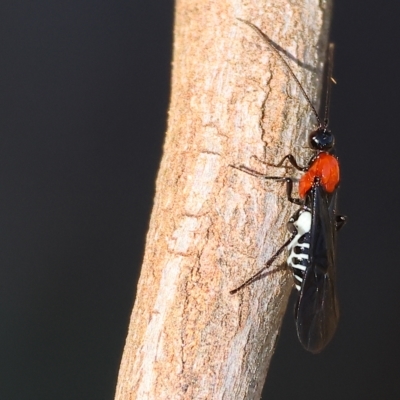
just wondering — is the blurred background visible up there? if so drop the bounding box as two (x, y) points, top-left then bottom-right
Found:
(0, 1), (399, 399)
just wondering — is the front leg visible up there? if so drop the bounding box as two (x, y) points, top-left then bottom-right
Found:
(269, 154), (309, 171)
(230, 165), (303, 205)
(250, 154), (308, 171)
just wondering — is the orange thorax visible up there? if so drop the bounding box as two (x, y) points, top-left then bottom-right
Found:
(299, 153), (340, 198)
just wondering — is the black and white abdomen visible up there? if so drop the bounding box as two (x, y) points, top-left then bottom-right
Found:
(287, 210), (312, 291)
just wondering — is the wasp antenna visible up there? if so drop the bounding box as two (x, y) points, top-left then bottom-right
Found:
(237, 18), (322, 127)
(323, 43), (335, 128)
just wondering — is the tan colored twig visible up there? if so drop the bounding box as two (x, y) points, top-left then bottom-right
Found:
(115, 0), (332, 399)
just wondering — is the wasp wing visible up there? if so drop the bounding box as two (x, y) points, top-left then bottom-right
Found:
(295, 185), (339, 353)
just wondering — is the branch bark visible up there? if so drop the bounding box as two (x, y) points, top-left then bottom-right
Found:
(115, 1), (332, 399)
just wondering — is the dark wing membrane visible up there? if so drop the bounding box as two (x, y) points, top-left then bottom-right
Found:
(295, 185), (339, 353)
(328, 186), (342, 232)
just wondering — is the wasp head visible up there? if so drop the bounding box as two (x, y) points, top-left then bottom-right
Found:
(309, 127), (335, 151)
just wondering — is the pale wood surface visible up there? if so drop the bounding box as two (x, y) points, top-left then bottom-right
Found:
(115, 1), (332, 399)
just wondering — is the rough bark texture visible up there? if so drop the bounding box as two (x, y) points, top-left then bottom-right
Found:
(115, 0), (332, 399)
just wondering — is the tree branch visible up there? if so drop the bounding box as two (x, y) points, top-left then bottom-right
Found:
(115, 0), (332, 398)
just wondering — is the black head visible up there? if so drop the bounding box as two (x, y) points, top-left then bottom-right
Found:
(309, 126), (335, 151)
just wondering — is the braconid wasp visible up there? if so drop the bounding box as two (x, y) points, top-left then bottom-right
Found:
(230, 20), (347, 353)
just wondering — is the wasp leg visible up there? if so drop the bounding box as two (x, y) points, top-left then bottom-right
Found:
(230, 233), (295, 294)
(230, 164), (273, 179)
(335, 215), (347, 231)
(247, 173), (303, 206)
(230, 165), (303, 205)
(268, 154), (308, 171)
(278, 177), (303, 205)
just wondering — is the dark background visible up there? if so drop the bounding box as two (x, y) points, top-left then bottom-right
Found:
(0, 1), (398, 399)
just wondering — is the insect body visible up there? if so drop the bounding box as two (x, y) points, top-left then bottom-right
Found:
(231, 20), (346, 353)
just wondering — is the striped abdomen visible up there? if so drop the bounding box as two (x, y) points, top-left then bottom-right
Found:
(286, 210), (312, 291)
